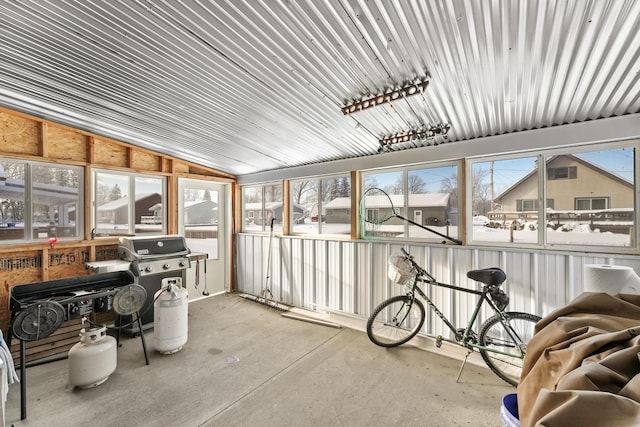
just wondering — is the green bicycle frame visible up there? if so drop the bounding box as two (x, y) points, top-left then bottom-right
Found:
(407, 275), (527, 359)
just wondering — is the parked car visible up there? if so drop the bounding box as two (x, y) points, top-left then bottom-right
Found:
(311, 215), (324, 222)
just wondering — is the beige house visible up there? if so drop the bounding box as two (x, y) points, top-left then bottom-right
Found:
(494, 154), (633, 231)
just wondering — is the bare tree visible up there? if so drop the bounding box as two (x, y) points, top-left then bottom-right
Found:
(471, 168), (491, 216)
(407, 174), (426, 194)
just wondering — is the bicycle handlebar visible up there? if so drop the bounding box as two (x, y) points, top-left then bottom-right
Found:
(399, 248), (434, 281)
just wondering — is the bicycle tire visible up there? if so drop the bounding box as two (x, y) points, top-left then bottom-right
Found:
(478, 312), (541, 386)
(366, 295), (425, 347)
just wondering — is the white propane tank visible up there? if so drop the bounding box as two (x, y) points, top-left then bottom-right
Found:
(154, 277), (188, 354)
(69, 326), (117, 389)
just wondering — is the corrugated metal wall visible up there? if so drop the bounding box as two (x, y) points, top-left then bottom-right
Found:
(236, 233), (640, 338)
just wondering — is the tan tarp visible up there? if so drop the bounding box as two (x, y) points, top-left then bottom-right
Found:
(518, 292), (640, 427)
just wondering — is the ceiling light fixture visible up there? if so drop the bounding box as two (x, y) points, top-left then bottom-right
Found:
(341, 78), (429, 115)
(378, 123), (451, 153)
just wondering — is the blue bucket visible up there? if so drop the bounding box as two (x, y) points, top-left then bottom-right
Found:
(499, 393), (520, 427)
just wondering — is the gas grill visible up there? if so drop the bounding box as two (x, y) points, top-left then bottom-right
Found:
(116, 235), (191, 334)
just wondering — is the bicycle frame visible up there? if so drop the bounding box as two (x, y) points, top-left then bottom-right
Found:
(407, 273), (526, 358)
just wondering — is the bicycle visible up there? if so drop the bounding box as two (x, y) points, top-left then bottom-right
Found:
(366, 248), (541, 386)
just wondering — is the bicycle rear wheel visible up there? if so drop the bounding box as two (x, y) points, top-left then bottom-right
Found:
(367, 295), (425, 347)
(478, 312), (541, 386)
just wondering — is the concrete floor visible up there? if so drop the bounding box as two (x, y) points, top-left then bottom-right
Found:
(5, 294), (512, 426)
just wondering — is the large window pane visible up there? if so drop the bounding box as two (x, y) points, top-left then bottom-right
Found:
(135, 176), (163, 235)
(265, 183), (283, 233)
(32, 164), (81, 239)
(0, 159), (82, 243)
(95, 173), (129, 235)
(94, 171), (165, 236)
(0, 161), (25, 241)
(472, 157), (539, 244)
(183, 187), (219, 259)
(290, 176), (350, 235)
(242, 183), (283, 233)
(242, 186), (262, 232)
(290, 180), (318, 234)
(320, 176), (351, 235)
(545, 148), (635, 248)
(362, 171), (404, 238)
(407, 165), (458, 241)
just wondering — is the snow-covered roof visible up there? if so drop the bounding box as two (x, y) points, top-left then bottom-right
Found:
(325, 193), (450, 209)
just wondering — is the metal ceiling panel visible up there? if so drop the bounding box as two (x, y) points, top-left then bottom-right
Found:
(1, 0), (638, 176)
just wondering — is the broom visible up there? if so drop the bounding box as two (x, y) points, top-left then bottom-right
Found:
(259, 217), (275, 305)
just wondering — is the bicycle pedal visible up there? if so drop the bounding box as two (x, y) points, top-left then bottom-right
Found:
(436, 335), (443, 348)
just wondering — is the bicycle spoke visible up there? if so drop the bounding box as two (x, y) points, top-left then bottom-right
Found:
(367, 296), (425, 348)
(479, 312), (540, 386)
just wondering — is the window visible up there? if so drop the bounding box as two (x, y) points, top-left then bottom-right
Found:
(362, 170), (404, 238)
(545, 147), (634, 248)
(516, 199), (537, 211)
(0, 158), (83, 243)
(471, 156), (539, 244)
(575, 198), (608, 210)
(547, 166), (577, 180)
(471, 144), (636, 250)
(93, 170), (165, 236)
(290, 175), (351, 235)
(242, 183), (283, 233)
(362, 164), (459, 242)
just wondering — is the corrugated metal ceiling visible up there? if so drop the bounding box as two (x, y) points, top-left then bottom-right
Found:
(0, 0), (638, 176)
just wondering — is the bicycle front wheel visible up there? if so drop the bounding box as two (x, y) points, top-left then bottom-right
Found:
(366, 295), (425, 347)
(478, 312), (541, 386)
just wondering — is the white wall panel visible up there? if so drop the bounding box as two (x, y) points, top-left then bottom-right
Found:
(237, 234), (640, 339)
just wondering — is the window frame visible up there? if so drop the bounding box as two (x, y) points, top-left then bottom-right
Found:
(0, 157), (84, 244)
(289, 173), (352, 237)
(241, 182), (284, 233)
(361, 161), (460, 242)
(92, 169), (167, 237)
(467, 139), (638, 253)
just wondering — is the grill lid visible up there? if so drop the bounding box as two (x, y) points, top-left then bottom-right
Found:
(118, 235), (190, 261)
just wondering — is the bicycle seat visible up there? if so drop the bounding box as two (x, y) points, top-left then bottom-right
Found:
(467, 268), (506, 286)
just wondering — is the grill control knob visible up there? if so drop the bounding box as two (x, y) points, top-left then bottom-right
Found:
(163, 263), (170, 270)
(145, 266), (153, 273)
(179, 261), (186, 267)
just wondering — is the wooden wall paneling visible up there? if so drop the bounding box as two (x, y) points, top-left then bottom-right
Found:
(167, 174), (177, 235)
(459, 159), (467, 245)
(351, 171), (360, 240)
(47, 247), (91, 280)
(162, 157), (172, 173)
(47, 124), (89, 162)
(0, 105), (238, 337)
(40, 122), (48, 157)
(132, 149), (161, 171)
(174, 161), (190, 173)
(127, 147), (134, 168)
(85, 165), (93, 240)
(88, 135), (95, 164)
(94, 137), (128, 167)
(0, 110), (40, 156)
(1, 250), (44, 330)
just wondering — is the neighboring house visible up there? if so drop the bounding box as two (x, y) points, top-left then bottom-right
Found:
(327, 193), (452, 226)
(184, 200), (218, 224)
(97, 193), (161, 225)
(494, 154), (633, 231)
(245, 202), (304, 224)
